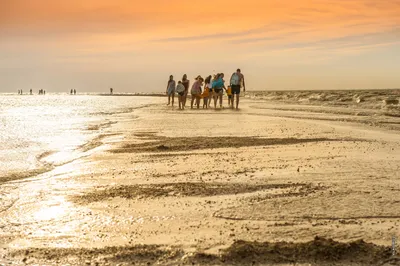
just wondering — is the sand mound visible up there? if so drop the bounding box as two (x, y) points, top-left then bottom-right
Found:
(9, 244), (182, 265)
(196, 236), (392, 265)
(112, 135), (352, 153)
(9, 237), (393, 265)
(73, 182), (309, 203)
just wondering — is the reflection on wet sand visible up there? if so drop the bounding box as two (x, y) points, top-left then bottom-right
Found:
(0, 94), (399, 265)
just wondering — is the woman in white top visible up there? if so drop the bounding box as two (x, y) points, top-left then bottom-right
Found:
(176, 81), (186, 110)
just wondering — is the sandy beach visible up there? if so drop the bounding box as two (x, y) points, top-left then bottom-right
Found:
(1, 90), (400, 265)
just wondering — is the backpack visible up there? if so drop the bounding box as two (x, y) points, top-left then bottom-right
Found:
(230, 73), (240, 86)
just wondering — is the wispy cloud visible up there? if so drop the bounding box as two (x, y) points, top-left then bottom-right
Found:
(151, 22), (307, 43)
(151, 26), (267, 42)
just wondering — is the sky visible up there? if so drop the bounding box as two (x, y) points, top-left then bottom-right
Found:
(0, 0), (399, 92)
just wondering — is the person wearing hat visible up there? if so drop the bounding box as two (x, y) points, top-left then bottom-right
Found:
(191, 75), (204, 109)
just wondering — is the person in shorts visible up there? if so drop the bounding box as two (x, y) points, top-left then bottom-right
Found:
(182, 74), (190, 108)
(166, 75), (176, 106)
(176, 81), (186, 110)
(230, 69), (245, 109)
(212, 73), (226, 109)
(191, 75), (204, 109)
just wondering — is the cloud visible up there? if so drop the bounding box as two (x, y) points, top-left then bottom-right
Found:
(151, 26), (267, 42)
(152, 21), (308, 43)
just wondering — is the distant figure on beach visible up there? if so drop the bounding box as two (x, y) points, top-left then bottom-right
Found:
(70, 89), (73, 95)
(212, 73), (226, 109)
(110, 88), (113, 95)
(166, 75), (176, 106)
(18, 90), (20, 95)
(30, 89), (33, 95)
(182, 74), (190, 107)
(74, 89), (76, 95)
(176, 81), (186, 110)
(202, 75), (212, 109)
(191, 75), (203, 109)
(43, 90), (46, 95)
(230, 68), (245, 109)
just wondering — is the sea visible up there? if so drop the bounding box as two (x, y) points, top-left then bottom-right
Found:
(0, 93), (159, 183)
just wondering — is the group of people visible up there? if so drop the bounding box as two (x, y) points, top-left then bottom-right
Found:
(166, 69), (245, 110)
(17, 89), (45, 95)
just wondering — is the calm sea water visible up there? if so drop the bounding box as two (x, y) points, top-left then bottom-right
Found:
(0, 94), (158, 182)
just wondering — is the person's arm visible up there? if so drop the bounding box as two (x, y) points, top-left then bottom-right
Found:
(242, 76), (246, 92)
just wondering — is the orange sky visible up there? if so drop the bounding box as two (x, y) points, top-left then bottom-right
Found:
(1, 0), (399, 92)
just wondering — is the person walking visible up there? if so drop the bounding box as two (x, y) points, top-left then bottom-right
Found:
(212, 73), (226, 109)
(182, 74), (190, 107)
(191, 75), (203, 109)
(176, 81), (186, 110)
(202, 75), (212, 109)
(230, 68), (245, 109)
(166, 75), (176, 106)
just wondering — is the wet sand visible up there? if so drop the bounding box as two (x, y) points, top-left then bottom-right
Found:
(1, 92), (400, 265)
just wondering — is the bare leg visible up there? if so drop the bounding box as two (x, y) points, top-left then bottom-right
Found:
(191, 95), (195, 109)
(167, 95), (171, 105)
(183, 91), (188, 107)
(219, 94), (223, 108)
(172, 94), (175, 107)
(236, 94), (240, 109)
(196, 97), (200, 109)
(213, 94), (217, 108)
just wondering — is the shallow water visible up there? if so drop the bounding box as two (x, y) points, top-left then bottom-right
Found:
(0, 94), (157, 182)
